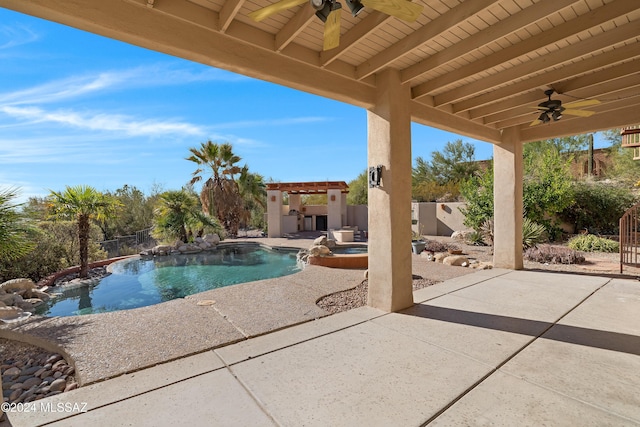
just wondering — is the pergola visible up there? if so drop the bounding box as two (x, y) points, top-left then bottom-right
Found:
(265, 181), (350, 238)
(3, 0), (639, 312)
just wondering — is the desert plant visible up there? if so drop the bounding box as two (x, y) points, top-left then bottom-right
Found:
(522, 217), (547, 249)
(524, 244), (585, 264)
(480, 218), (494, 246)
(567, 234), (619, 253)
(464, 230), (487, 246)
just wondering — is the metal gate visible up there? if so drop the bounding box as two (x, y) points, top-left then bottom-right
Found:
(619, 203), (640, 273)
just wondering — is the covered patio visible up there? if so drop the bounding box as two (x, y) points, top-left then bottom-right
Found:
(2, 0), (639, 312)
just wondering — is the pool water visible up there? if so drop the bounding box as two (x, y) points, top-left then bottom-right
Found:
(37, 245), (301, 317)
(332, 246), (368, 254)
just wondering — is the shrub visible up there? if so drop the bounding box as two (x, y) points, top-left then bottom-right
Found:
(567, 234), (619, 253)
(522, 217), (547, 249)
(559, 182), (636, 235)
(524, 244), (585, 264)
(421, 240), (460, 253)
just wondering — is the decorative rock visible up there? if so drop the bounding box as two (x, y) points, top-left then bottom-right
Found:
(21, 377), (42, 389)
(4, 367), (20, 377)
(29, 290), (51, 301)
(325, 239), (337, 249)
(23, 298), (44, 308)
(434, 253), (447, 263)
(49, 379), (67, 393)
(64, 382), (78, 392)
(451, 230), (474, 241)
(9, 389), (21, 401)
(0, 278), (36, 293)
(46, 355), (62, 365)
(308, 245), (332, 257)
(443, 255), (470, 266)
(203, 234), (220, 244)
(363, 269), (368, 279)
(471, 262), (493, 270)
(313, 236), (328, 246)
(9, 383), (23, 390)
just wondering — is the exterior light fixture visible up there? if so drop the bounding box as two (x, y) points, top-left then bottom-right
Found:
(344, 0), (364, 16)
(538, 112), (550, 123)
(368, 165), (383, 188)
(313, 0), (342, 22)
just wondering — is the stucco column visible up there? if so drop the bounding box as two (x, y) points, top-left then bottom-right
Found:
(327, 189), (343, 238)
(367, 68), (413, 312)
(267, 190), (283, 238)
(289, 193), (301, 212)
(493, 127), (524, 269)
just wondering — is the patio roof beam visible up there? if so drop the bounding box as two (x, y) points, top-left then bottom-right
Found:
(275, 2), (315, 52)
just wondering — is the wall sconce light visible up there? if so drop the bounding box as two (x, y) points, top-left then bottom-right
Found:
(368, 165), (382, 188)
(330, 195), (336, 201)
(271, 195), (276, 202)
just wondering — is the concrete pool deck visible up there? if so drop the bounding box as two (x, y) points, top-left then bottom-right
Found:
(6, 267), (640, 426)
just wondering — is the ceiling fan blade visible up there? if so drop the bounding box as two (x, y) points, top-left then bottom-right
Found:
(323, 8), (341, 51)
(361, 0), (423, 21)
(249, 0), (307, 21)
(529, 119), (542, 127)
(563, 99), (601, 109)
(563, 109), (596, 117)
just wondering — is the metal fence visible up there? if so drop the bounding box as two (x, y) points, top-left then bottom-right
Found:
(100, 227), (154, 258)
(619, 204), (640, 273)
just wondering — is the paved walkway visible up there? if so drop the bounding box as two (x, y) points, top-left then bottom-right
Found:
(6, 268), (640, 426)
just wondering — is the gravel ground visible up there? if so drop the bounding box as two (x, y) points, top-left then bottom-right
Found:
(317, 275), (439, 315)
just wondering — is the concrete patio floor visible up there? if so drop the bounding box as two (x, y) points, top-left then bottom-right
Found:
(6, 268), (640, 426)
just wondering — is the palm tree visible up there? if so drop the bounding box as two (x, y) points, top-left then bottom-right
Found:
(48, 186), (120, 278)
(152, 189), (223, 243)
(0, 187), (34, 261)
(186, 141), (244, 236)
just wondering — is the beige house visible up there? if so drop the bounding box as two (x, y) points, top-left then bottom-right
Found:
(5, 0), (639, 313)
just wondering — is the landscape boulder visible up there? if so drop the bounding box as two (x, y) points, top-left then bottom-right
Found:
(0, 278), (36, 293)
(308, 245), (332, 257)
(443, 255), (470, 267)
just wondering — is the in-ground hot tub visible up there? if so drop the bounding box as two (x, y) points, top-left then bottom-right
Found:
(308, 245), (368, 269)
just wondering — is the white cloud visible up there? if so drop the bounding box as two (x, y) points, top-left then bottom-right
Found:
(0, 24), (39, 50)
(0, 64), (249, 106)
(0, 105), (205, 137)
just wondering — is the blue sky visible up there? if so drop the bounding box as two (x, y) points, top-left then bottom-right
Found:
(0, 8), (608, 203)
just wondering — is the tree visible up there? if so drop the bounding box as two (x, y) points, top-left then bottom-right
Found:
(347, 170), (368, 205)
(48, 185), (120, 278)
(152, 189), (223, 243)
(412, 140), (477, 202)
(238, 166), (267, 229)
(413, 140), (478, 186)
(0, 187), (34, 261)
(460, 140), (575, 239)
(186, 141), (245, 236)
(102, 185), (159, 238)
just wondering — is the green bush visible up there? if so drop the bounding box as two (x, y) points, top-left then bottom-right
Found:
(567, 234), (619, 253)
(559, 182), (636, 235)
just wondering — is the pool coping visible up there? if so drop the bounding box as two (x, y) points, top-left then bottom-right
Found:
(0, 239), (368, 385)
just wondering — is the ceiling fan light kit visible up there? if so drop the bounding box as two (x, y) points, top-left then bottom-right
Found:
(529, 89), (600, 127)
(251, 0), (423, 50)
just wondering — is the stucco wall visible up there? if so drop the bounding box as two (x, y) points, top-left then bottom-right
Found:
(347, 205), (368, 231)
(412, 202), (470, 237)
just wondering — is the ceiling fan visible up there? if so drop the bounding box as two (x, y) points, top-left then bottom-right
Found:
(529, 89), (600, 126)
(249, 0), (423, 51)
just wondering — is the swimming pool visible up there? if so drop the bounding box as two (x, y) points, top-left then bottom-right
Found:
(37, 244), (302, 317)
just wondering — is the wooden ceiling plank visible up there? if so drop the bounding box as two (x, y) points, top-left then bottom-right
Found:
(554, 60), (640, 95)
(427, 20), (640, 106)
(401, 0), (581, 83)
(219, 0), (245, 32)
(320, 12), (390, 66)
(413, 1), (640, 100)
(457, 42), (640, 114)
(275, 2), (315, 52)
(354, 0), (499, 80)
